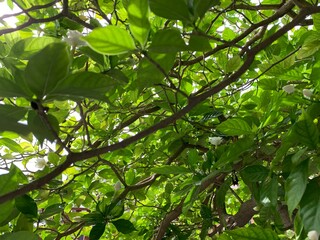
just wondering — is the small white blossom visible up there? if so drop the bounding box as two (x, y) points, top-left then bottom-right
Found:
(35, 158), (47, 170)
(308, 230), (319, 240)
(209, 137), (223, 146)
(63, 30), (86, 47)
(282, 85), (295, 94)
(303, 89), (313, 98)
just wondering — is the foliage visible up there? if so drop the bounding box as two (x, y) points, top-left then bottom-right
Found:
(0, 0), (320, 239)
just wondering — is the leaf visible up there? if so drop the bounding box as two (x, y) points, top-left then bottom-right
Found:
(0, 164), (28, 196)
(183, 184), (201, 214)
(136, 52), (176, 88)
(24, 43), (71, 99)
(127, 0), (150, 46)
(217, 226), (280, 240)
(299, 178), (320, 233)
(0, 77), (29, 98)
(313, 13), (320, 31)
(149, 29), (186, 53)
(217, 118), (252, 136)
(27, 111), (59, 143)
(240, 165), (269, 183)
(285, 160), (308, 215)
(89, 223), (106, 240)
(193, 0), (220, 19)
(10, 37), (60, 59)
(49, 72), (116, 101)
(149, 0), (193, 22)
(212, 137), (254, 169)
(226, 56), (242, 73)
(83, 26), (136, 55)
(260, 176), (278, 207)
(105, 201), (124, 219)
(0, 105), (28, 121)
(188, 34), (212, 51)
(39, 203), (65, 220)
(13, 213), (33, 232)
(15, 195), (38, 218)
(112, 219), (136, 234)
(150, 166), (192, 175)
(0, 231), (39, 240)
(292, 110), (319, 149)
(0, 138), (24, 153)
(0, 200), (16, 226)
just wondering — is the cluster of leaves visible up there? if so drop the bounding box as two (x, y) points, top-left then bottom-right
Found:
(0, 0), (320, 239)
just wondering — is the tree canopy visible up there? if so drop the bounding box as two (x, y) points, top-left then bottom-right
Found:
(0, 0), (320, 239)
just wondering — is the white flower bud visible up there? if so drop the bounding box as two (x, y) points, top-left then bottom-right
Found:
(209, 137), (223, 146)
(63, 30), (86, 47)
(303, 89), (313, 98)
(308, 230), (319, 240)
(35, 158), (47, 170)
(282, 85), (295, 94)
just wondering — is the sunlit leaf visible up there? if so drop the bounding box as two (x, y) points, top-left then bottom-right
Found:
(83, 26), (136, 55)
(217, 118), (252, 136)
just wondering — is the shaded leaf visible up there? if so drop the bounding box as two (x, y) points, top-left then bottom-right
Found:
(240, 165), (269, 183)
(300, 178), (320, 232)
(49, 72), (116, 101)
(149, 29), (186, 53)
(89, 223), (106, 240)
(285, 160), (308, 215)
(149, 0), (193, 22)
(15, 195), (38, 218)
(39, 203), (65, 220)
(151, 166), (192, 175)
(112, 219), (136, 234)
(0, 231), (39, 240)
(218, 226), (280, 240)
(24, 43), (71, 99)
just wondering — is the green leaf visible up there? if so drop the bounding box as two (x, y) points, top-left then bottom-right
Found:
(0, 105), (27, 121)
(313, 14), (320, 32)
(0, 116), (30, 136)
(39, 203), (65, 220)
(299, 178), (320, 233)
(0, 231), (39, 240)
(136, 52), (176, 88)
(112, 219), (136, 234)
(127, 0), (150, 46)
(10, 37), (60, 59)
(83, 26), (136, 55)
(193, 0), (220, 19)
(182, 184), (201, 214)
(81, 212), (105, 225)
(49, 72), (116, 101)
(150, 166), (192, 175)
(89, 223), (106, 240)
(0, 77), (29, 98)
(0, 164), (28, 196)
(149, 0), (193, 22)
(24, 43), (71, 99)
(27, 111), (59, 143)
(217, 226), (280, 240)
(0, 138), (24, 153)
(105, 201), (124, 219)
(285, 160), (308, 215)
(188, 34), (212, 51)
(200, 204), (212, 219)
(13, 213), (33, 232)
(260, 176), (278, 207)
(212, 137), (254, 169)
(0, 200), (16, 226)
(149, 29), (186, 53)
(226, 56), (242, 73)
(15, 195), (38, 218)
(240, 165), (269, 183)
(216, 118), (252, 136)
(292, 110), (319, 149)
